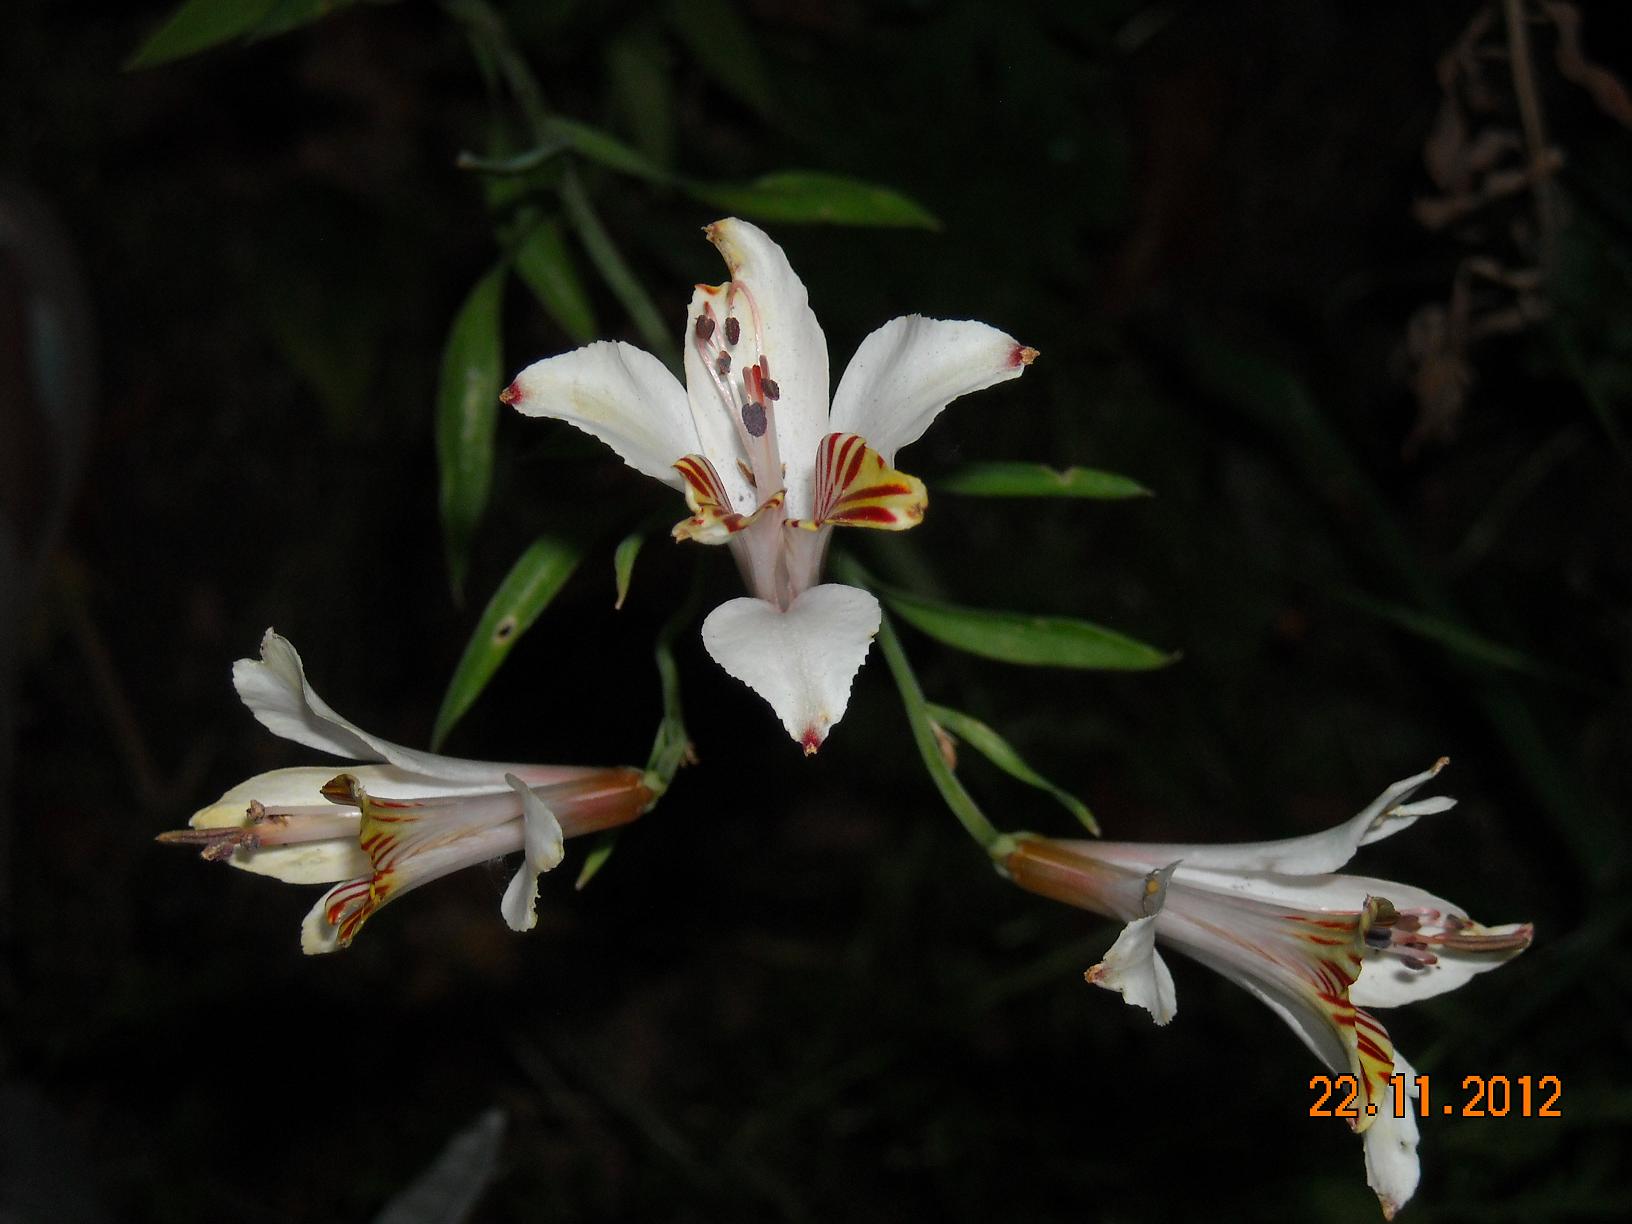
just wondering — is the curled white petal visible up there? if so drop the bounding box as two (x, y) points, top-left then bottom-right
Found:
(1087, 761), (1453, 876)
(499, 774), (565, 933)
(700, 584), (880, 753)
(505, 339), (696, 488)
(1087, 916), (1177, 1025)
(1365, 1050), (1422, 1219)
(300, 894), (344, 956)
(234, 631), (584, 784)
(1085, 864), (1179, 1025)
(828, 315), (1032, 464)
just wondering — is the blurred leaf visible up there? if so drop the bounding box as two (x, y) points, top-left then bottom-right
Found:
(662, 0), (774, 117)
(127, 0), (371, 67)
(547, 117), (672, 184)
(937, 461), (1151, 499)
(685, 173), (941, 229)
(515, 217), (598, 344)
(257, 0), (369, 40)
(435, 262), (508, 599)
(433, 534), (584, 748)
(926, 703), (1098, 833)
(561, 173), (679, 368)
(882, 587), (1175, 670)
(127, 0), (274, 68)
(574, 829), (620, 890)
(612, 531), (644, 609)
(643, 570), (702, 797)
(1335, 589), (1581, 686)
(607, 25), (677, 168)
(372, 1108), (505, 1224)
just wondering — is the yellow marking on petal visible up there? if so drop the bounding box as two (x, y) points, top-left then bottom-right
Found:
(1289, 898), (1399, 1134)
(671, 454), (785, 544)
(792, 433), (927, 532)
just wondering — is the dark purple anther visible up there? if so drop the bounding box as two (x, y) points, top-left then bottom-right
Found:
(695, 316), (716, 341)
(763, 378), (780, 401)
(725, 317), (741, 346)
(716, 352), (731, 375)
(741, 401), (768, 437)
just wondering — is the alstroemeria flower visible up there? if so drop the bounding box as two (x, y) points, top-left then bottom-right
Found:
(1002, 760), (1533, 1218)
(159, 631), (651, 953)
(503, 218), (1035, 753)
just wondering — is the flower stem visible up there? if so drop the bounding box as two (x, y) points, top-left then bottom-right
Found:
(875, 610), (1005, 854)
(442, 0), (678, 367)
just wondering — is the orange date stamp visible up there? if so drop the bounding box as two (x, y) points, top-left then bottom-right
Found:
(1309, 1073), (1562, 1120)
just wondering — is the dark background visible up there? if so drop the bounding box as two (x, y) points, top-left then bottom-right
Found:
(4, 1), (1629, 1220)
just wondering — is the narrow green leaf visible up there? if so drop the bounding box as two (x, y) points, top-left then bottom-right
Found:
(642, 569), (703, 797)
(873, 613), (1002, 851)
(662, 0), (775, 117)
(574, 830), (620, 890)
(255, 0), (365, 41)
(546, 117), (674, 185)
(938, 461), (1151, 500)
(373, 1109), (505, 1224)
(127, 0), (274, 69)
(926, 703), (1098, 834)
(515, 218), (598, 344)
(882, 588), (1175, 671)
(435, 262), (508, 599)
(685, 172), (941, 230)
(1336, 589), (1581, 685)
(432, 534), (584, 748)
(612, 532), (644, 609)
(561, 173), (679, 368)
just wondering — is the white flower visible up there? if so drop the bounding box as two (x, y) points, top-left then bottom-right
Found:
(159, 631), (650, 953)
(503, 218), (1035, 753)
(1003, 760), (1533, 1218)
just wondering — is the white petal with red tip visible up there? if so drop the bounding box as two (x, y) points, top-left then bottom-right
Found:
(1085, 863), (1179, 1024)
(505, 339), (695, 489)
(703, 219), (830, 518)
(1365, 1050), (1422, 1219)
(829, 316), (1033, 464)
(1087, 914), (1177, 1025)
(700, 584), (880, 752)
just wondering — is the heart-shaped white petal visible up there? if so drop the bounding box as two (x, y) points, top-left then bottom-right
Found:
(701, 583), (881, 753)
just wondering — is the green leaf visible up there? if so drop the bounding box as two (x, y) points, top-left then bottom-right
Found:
(373, 1109), (505, 1224)
(1335, 589), (1581, 686)
(435, 262), (508, 599)
(515, 218), (598, 344)
(882, 588), (1175, 670)
(937, 461), (1151, 500)
(612, 532), (644, 609)
(127, 0), (274, 68)
(432, 534), (584, 748)
(126, 0), (369, 68)
(925, 703), (1098, 834)
(685, 172), (941, 230)
(254, 0), (367, 41)
(573, 830), (621, 891)
(874, 614), (1002, 851)
(561, 173), (679, 369)
(546, 117), (673, 185)
(662, 0), (775, 117)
